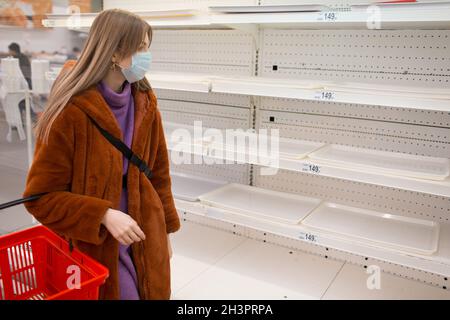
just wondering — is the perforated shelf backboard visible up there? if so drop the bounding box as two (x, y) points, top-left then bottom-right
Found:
(260, 29), (450, 88)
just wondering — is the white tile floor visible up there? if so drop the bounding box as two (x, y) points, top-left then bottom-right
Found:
(170, 221), (450, 300)
(0, 165), (34, 234)
(0, 117), (35, 234)
(322, 263), (450, 300)
(169, 221), (246, 294)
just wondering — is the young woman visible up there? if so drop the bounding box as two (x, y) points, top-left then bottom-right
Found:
(22, 9), (180, 300)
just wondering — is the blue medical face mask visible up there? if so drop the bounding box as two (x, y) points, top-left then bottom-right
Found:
(120, 50), (152, 83)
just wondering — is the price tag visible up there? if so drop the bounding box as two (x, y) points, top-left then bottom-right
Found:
(299, 232), (318, 243)
(314, 91), (336, 101)
(318, 12), (338, 22)
(302, 163), (321, 174)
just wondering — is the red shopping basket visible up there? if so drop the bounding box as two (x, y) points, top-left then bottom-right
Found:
(0, 225), (109, 300)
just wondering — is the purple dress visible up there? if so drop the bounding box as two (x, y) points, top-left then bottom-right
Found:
(97, 80), (140, 300)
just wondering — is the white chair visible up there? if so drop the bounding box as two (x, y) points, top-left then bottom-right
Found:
(0, 68), (31, 142)
(2, 92), (27, 142)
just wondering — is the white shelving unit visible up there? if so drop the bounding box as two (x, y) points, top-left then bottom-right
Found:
(147, 73), (450, 111)
(147, 72), (450, 112)
(211, 76), (450, 112)
(165, 137), (450, 197)
(167, 167), (446, 273)
(44, 4), (450, 112)
(174, 197), (450, 278)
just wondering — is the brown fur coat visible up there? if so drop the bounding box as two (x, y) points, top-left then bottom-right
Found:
(23, 79), (181, 299)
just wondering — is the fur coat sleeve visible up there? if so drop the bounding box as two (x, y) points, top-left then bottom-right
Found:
(23, 104), (112, 245)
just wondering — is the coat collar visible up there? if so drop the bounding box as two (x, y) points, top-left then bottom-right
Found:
(70, 83), (157, 153)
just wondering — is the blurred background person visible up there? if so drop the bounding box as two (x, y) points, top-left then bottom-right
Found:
(67, 46), (81, 60)
(8, 42), (37, 123)
(8, 42), (31, 89)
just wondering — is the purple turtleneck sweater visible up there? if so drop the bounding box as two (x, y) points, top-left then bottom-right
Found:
(97, 80), (140, 300)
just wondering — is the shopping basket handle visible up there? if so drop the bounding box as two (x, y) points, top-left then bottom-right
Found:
(0, 192), (48, 211)
(0, 192), (76, 252)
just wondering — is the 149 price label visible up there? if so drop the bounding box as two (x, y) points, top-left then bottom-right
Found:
(299, 232), (318, 243)
(303, 164), (321, 174)
(318, 12), (338, 22)
(314, 91), (336, 101)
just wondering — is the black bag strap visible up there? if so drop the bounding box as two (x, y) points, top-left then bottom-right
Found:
(0, 116), (152, 210)
(87, 115), (153, 180)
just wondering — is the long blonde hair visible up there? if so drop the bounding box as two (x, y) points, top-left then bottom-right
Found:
(35, 9), (153, 143)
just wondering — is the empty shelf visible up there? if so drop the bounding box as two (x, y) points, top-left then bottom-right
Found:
(199, 183), (322, 225)
(147, 72), (211, 92)
(309, 145), (450, 181)
(326, 81), (450, 100)
(144, 72), (449, 112)
(302, 202), (440, 255)
(165, 131), (450, 196)
(176, 197), (450, 276)
(170, 172), (227, 202)
(211, 76), (450, 112)
(211, 76), (325, 100)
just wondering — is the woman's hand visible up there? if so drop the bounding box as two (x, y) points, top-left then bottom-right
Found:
(167, 234), (173, 259)
(102, 208), (146, 245)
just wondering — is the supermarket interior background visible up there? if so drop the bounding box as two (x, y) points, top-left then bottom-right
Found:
(1, 0), (450, 300)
